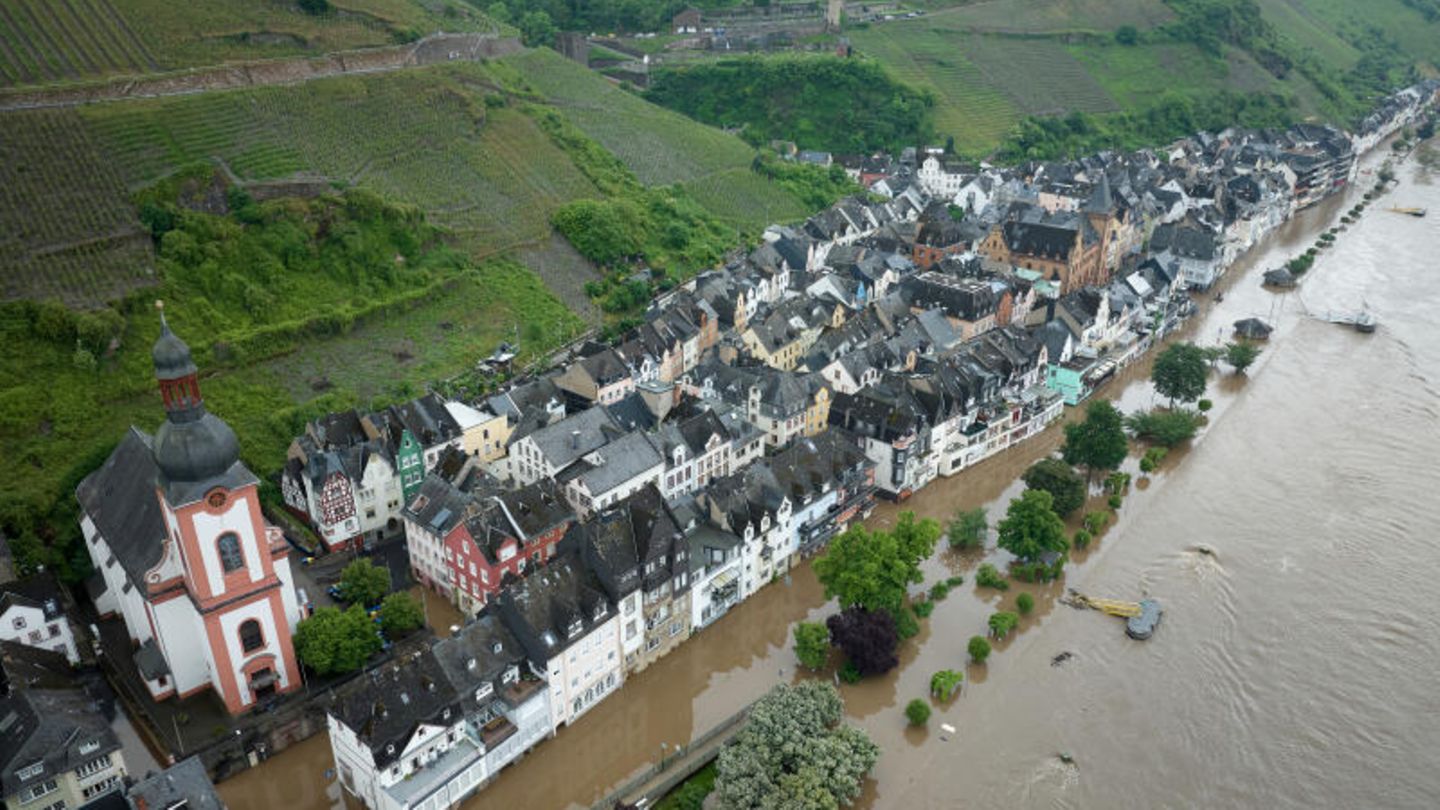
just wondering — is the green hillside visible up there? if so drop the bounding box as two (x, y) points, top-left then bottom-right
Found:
(0, 0), (505, 88)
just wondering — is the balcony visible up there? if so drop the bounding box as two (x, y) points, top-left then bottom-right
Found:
(500, 677), (545, 707)
(480, 716), (518, 750)
(384, 737), (484, 808)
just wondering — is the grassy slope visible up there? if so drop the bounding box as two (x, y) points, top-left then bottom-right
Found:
(0, 0), (504, 88)
(501, 48), (808, 230)
(849, 0), (1439, 157)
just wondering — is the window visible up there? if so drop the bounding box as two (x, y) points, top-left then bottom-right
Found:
(83, 775), (122, 799)
(239, 620), (263, 653)
(22, 779), (58, 802)
(16, 762), (43, 781)
(76, 753), (112, 778)
(217, 533), (244, 573)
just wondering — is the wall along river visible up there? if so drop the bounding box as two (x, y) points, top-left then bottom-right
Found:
(219, 141), (1440, 810)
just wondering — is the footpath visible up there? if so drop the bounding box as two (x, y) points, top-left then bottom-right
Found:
(591, 706), (751, 809)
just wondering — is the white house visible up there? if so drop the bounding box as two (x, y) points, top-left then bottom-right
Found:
(0, 576), (80, 664)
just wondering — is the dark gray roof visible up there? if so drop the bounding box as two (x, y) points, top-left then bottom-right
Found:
(0, 687), (120, 796)
(527, 407), (619, 470)
(0, 641), (73, 694)
(126, 756), (225, 810)
(152, 409), (248, 500)
(0, 573), (65, 621)
(134, 640), (169, 681)
(557, 431), (661, 497)
(76, 428), (166, 588)
(151, 314), (196, 382)
(330, 648), (462, 770)
(495, 554), (611, 664)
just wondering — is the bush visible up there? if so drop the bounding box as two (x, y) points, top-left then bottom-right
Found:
(839, 661), (862, 683)
(894, 605), (920, 641)
(913, 599), (935, 618)
(1104, 471), (1131, 495)
(946, 576), (964, 587)
(1115, 24), (1139, 45)
(1086, 509), (1108, 532)
(1108, 494), (1124, 510)
(968, 635), (991, 664)
(1198, 398), (1213, 412)
(793, 621), (830, 671)
(1016, 593), (1035, 615)
(1125, 408), (1202, 447)
(976, 563), (1009, 591)
(1073, 529), (1092, 549)
(1022, 458), (1086, 517)
(905, 698), (932, 726)
(929, 582), (950, 601)
(930, 669), (963, 701)
(988, 611), (1020, 640)
(948, 507), (987, 550)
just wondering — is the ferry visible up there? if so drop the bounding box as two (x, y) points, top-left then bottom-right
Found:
(1387, 207), (1427, 218)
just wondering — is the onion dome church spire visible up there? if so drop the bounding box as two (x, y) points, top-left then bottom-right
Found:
(150, 301), (241, 485)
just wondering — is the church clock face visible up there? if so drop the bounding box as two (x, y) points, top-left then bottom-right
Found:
(207, 491), (227, 509)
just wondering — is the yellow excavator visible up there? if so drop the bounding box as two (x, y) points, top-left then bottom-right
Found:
(1068, 592), (1162, 639)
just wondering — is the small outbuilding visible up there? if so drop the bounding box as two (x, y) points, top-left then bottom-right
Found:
(1233, 317), (1273, 340)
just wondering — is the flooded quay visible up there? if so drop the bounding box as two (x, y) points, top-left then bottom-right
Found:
(221, 146), (1440, 810)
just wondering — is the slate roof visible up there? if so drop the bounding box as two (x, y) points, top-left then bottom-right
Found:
(0, 641), (72, 695)
(429, 613), (527, 716)
(1002, 220), (1076, 260)
(126, 756), (225, 810)
(75, 428), (166, 589)
(330, 648), (461, 770)
(0, 687), (119, 796)
(557, 430), (661, 497)
(0, 573), (65, 622)
(526, 407), (620, 471)
(495, 554), (612, 664)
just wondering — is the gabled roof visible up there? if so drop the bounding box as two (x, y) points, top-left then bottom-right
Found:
(126, 756), (225, 810)
(75, 428), (165, 589)
(330, 649), (462, 770)
(0, 687), (120, 796)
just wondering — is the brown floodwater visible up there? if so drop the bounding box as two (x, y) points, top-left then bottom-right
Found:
(220, 144), (1440, 810)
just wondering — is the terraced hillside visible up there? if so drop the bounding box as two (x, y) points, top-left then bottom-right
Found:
(849, 0), (1440, 156)
(501, 48), (809, 230)
(0, 0), (501, 88)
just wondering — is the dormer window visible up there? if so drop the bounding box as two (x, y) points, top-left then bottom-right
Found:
(475, 682), (494, 702)
(593, 603), (607, 621)
(503, 665), (519, 684)
(567, 619), (583, 639)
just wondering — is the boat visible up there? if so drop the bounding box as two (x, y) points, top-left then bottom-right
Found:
(1387, 207), (1427, 218)
(1321, 310), (1378, 333)
(1126, 600), (1163, 640)
(1354, 311), (1377, 333)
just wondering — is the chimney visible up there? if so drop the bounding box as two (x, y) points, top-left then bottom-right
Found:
(571, 430), (580, 450)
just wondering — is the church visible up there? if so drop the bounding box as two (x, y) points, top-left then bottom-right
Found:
(77, 306), (303, 714)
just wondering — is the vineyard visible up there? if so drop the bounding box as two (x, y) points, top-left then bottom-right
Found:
(81, 65), (600, 255)
(503, 49), (758, 186)
(957, 35), (1118, 117)
(681, 168), (810, 232)
(0, 108), (155, 307)
(847, 25), (1019, 154)
(921, 0), (1174, 34)
(0, 0), (502, 88)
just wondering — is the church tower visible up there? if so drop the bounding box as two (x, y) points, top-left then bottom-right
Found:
(149, 303), (301, 713)
(1083, 171), (1118, 286)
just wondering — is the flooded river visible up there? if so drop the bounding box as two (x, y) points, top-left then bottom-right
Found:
(220, 145), (1440, 810)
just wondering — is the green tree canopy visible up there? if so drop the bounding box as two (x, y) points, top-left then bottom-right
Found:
(930, 669), (963, 701)
(339, 558), (391, 607)
(968, 635), (991, 664)
(948, 507), (988, 550)
(1022, 458), (1086, 516)
(1125, 408), (1202, 447)
(988, 611), (1020, 640)
(714, 682), (878, 810)
(793, 621), (830, 671)
(379, 591), (425, 638)
(996, 490), (1070, 565)
(905, 698), (932, 726)
(1152, 342), (1210, 404)
(1062, 400), (1129, 476)
(294, 605), (382, 675)
(1226, 341), (1261, 373)
(813, 511), (941, 615)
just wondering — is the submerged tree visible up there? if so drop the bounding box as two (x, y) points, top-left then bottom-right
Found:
(827, 607), (900, 677)
(1022, 458), (1086, 516)
(1152, 342), (1209, 404)
(996, 490), (1069, 566)
(814, 511), (941, 616)
(1062, 400), (1128, 478)
(1226, 341), (1262, 374)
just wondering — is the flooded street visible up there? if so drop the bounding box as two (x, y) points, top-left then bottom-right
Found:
(220, 146), (1440, 810)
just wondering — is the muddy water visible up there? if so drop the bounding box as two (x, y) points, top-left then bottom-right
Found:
(220, 147), (1440, 810)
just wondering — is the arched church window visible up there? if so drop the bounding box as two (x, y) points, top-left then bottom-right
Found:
(240, 620), (263, 653)
(218, 533), (244, 573)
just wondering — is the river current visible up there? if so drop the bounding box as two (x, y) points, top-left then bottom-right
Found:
(218, 143), (1440, 810)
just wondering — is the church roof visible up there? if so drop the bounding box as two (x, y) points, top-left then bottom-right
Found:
(75, 428), (166, 588)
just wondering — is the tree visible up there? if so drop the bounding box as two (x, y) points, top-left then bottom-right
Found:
(713, 682), (878, 810)
(1062, 400), (1129, 477)
(1016, 593), (1035, 615)
(814, 511), (941, 616)
(948, 507), (987, 550)
(485, 1), (511, 24)
(379, 591), (424, 638)
(793, 622), (830, 671)
(988, 611), (1020, 640)
(338, 558), (390, 607)
(826, 607), (899, 677)
(298, 0), (330, 15)
(968, 635), (991, 664)
(1022, 458), (1086, 517)
(905, 699), (931, 726)
(1226, 341), (1261, 373)
(1152, 342), (1209, 404)
(1125, 408), (1202, 447)
(518, 9), (556, 47)
(1115, 24), (1139, 45)
(294, 605), (382, 675)
(975, 562), (1009, 591)
(930, 669), (963, 701)
(996, 490), (1070, 565)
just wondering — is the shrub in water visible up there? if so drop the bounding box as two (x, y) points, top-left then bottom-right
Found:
(1084, 511), (1109, 534)
(1198, 398), (1213, 412)
(1073, 529), (1092, 549)
(839, 661), (863, 683)
(913, 599), (935, 618)
(988, 611), (1020, 640)
(976, 563), (1009, 591)
(1108, 494), (1124, 509)
(905, 698), (932, 726)
(946, 576), (964, 588)
(968, 635), (991, 663)
(1016, 593), (1035, 615)
(930, 582), (950, 601)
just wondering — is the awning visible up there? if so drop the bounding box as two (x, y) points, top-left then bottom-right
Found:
(134, 640), (170, 681)
(250, 670), (277, 689)
(708, 568), (740, 591)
